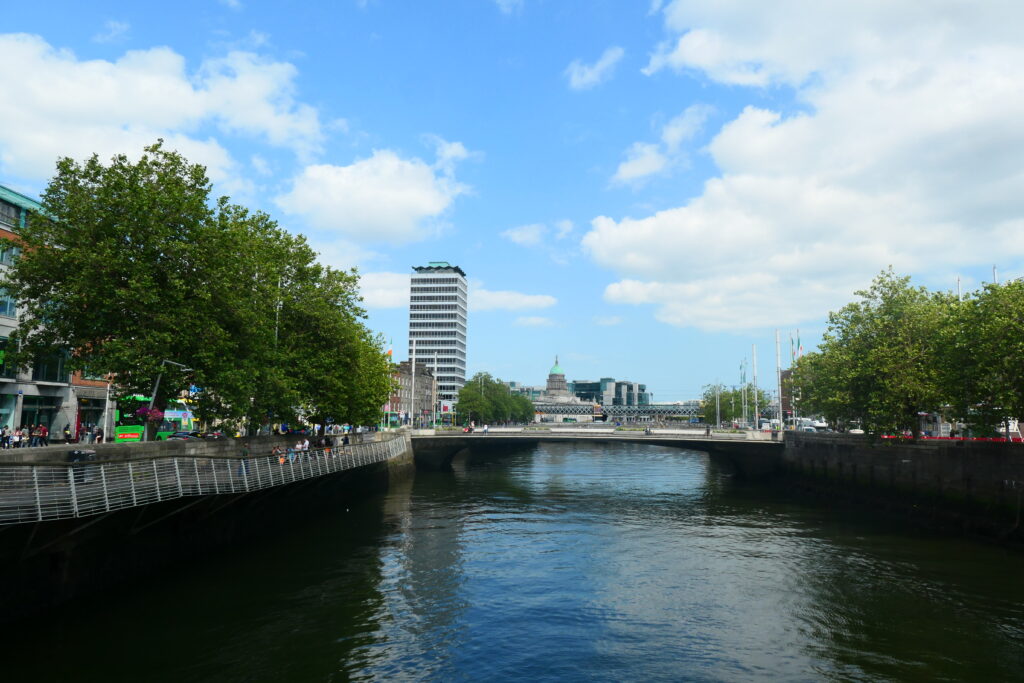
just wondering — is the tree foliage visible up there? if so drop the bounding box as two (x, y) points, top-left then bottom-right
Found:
(700, 383), (770, 425)
(456, 372), (535, 424)
(791, 268), (1024, 438)
(2, 142), (391, 432)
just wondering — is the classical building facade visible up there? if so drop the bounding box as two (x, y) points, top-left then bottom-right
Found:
(384, 360), (435, 427)
(408, 262), (467, 403)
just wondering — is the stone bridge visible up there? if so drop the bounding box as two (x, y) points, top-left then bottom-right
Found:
(411, 432), (783, 478)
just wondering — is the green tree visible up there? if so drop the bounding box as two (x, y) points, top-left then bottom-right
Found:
(807, 269), (945, 438)
(2, 141), (391, 432)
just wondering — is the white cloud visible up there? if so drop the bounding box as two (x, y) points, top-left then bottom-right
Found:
(501, 223), (545, 246)
(219, 0), (243, 9)
(612, 142), (667, 185)
(471, 285), (556, 311)
(515, 316), (555, 327)
(587, 2), (1024, 331)
(554, 219), (574, 239)
(92, 20), (129, 44)
(661, 104), (713, 152)
(358, 272), (410, 309)
(565, 46), (625, 90)
(0, 34), (324, 184)
(612, 104), (711, 185)
(494, 0), (522, 15)
(275, 144), (468, 245)
(594, 315), (622, 326)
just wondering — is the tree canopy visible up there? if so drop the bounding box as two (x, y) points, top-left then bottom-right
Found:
(456, 373), (535, 424)
(791, 268), (1024, 438)
(2, 141), (392, 432)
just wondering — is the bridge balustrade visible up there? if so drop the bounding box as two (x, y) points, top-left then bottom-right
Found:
(0, 434), (409, 526)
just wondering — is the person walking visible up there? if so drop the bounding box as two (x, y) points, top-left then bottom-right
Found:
(40, 424), (49, 446)
(63, 425), (72, 444)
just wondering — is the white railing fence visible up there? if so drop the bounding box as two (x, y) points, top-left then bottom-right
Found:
(0, 434), (410, 526)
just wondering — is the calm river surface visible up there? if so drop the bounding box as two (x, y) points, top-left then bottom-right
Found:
(6, 442), (1024, 681)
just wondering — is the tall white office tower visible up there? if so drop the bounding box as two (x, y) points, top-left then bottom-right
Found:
(409, 262), (467, 405)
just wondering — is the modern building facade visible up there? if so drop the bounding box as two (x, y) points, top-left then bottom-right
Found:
(569, 377), (650, 406)
(408, 262), (467, 403)
(0, 184), (102, 437)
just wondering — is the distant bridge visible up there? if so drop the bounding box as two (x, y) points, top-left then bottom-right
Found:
(410, 429), (783, 477)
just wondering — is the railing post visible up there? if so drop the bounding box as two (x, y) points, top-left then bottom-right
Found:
(241, 459), (250, 492)
(174, 458), (183, 498)
(289, 455), (296, 482)
(193, 459), (203, 495)
(152, 460), (162, 501)
(68, 467), (79, 517)
(128, 462), (137, 507)
(212, 460), (220, 494)
(254, 456), (263, 489)
(100, 464), (110, 512)
(32, 466), (42, 522)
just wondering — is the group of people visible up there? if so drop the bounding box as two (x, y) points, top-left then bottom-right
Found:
(0, 424), (50, 448)
(270, 433), (350, 464)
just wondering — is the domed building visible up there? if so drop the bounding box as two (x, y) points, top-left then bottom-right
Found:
(533, 356), (597, 423)
(544, 356), (572, 400)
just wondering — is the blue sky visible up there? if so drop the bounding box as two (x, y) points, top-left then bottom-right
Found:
(3, 1), (1023, 400)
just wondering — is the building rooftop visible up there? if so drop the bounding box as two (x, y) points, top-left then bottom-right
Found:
(413, 262), (466, 277)
(0, 183), (43, 212)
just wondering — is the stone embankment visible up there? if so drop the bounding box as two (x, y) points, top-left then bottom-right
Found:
(782, 432), (1024, 539)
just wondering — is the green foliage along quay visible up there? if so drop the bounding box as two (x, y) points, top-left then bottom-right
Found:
(1, 141), (393, 432)
(700, 383), (770, 426)
(456, 373), (535, 425)
(791, 268), (1024, 438)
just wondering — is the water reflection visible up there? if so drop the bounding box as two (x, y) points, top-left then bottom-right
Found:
(3, 441), (1023, 681)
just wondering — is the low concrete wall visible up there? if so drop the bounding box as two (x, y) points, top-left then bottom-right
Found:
(783, 432), (1024, 536)
(0, 432), (380, 465)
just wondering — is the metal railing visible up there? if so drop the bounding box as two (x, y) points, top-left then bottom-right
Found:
(0, 434), (410, 526)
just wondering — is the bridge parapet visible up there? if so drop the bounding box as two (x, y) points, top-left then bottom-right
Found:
(0, 433), (410, 526)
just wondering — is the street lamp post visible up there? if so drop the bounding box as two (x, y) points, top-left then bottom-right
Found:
(145, 360), (193, 441)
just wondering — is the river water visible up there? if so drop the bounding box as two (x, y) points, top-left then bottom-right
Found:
(6, 442), (1024, 681)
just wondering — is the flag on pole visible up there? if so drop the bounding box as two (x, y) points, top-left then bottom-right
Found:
(386, 338), (393, 359)
(797, 329), (803, 358)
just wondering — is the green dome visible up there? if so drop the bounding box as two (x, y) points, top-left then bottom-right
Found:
(549, 356), (564, 375)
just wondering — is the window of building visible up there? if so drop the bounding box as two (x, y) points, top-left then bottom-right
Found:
(0, 245), (20, 265)
(32, 350), (69, 383)
(0, 289), (16, 318)
(0, 201), (19, 229)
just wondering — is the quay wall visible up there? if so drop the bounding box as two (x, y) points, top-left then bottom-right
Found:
(782, 432), (1024, 538)
(0, 433), (414, 625)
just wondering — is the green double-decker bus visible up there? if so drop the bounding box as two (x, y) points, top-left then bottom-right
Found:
(114, 397), (196, 442)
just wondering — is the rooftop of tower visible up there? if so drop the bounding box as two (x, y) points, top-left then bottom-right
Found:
(413, 262), (466, 277)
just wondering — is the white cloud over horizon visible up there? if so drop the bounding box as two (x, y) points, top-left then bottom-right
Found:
(586, 1), (1024, 331)
(0, 33), (324, 189)
(612, 103), (712, 185)
(358, 272), (557, 313)
(565, 46), (625, 90)
(276, 142), (469, 245)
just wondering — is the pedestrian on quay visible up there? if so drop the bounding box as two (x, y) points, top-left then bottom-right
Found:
(63, 425), (72, 444)
(29, 424), (41, 447)
(0, 425), (8, 449)
(40, 424), (49, 446)
(95, 426), (104, 443)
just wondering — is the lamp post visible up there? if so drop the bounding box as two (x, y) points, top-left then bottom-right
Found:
(145, 360), (193, 441)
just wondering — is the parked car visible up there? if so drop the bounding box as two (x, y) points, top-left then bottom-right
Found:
(167, 431), (203, 440)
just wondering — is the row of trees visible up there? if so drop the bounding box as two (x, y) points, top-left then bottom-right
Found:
(456, 373), (536, 424)
(700, 383), (772, 425)
(3, 142), (393, 432)
(792, 269), (1024, 438)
